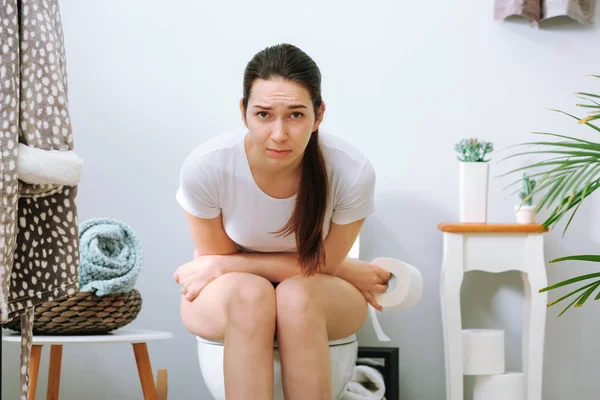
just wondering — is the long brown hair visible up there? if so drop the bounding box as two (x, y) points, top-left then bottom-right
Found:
(242, 43), (328, 276)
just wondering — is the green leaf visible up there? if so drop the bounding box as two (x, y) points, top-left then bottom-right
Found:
(575, 282), (600, 307)
(576, 96), (600, 108)
(538, 177), (566, 211)
(557, 290), (588, 317)
(502, 166), (578, 192)
(536, 176), (600, 229)
(574, 164), (600, 194)
(500, 149), (600, 161)
(563, 200), (583, 235)
(556, 165), (591, 206)
(548, 174), (577, 209)
(542, 194), (579, 230)
(530, 131), (597, 144)
(539, 272), (600, 292)
(511, 141), (600, 153)
(547, 280), (600, 307)
(499, 134), (594, 152)
(542, 180), (600, 230)
(498, 158), (595, 179)
(575, 92), (600, 99)
(581, 114), (600, 124)
(530, 169), (570, 201)
(550, 109), (600, 134)
(550, 254), (600, 263)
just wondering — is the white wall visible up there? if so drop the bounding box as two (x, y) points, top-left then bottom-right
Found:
(3, 0), (600, 399)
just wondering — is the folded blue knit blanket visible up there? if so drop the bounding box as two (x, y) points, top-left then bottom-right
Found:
(78, 218), (143, 296)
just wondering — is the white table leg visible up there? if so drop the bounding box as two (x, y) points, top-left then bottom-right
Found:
(440, 233), (465, 400)
(522, 235), (547, 400)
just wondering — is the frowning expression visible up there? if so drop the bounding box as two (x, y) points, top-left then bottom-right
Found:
(241, 77), (325, 170)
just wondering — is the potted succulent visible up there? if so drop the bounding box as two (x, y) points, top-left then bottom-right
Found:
(455, 138), (494, 223)
(515, 173), (537, 224)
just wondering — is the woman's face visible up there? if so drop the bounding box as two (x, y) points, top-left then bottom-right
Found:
(241, 77), (325, 172)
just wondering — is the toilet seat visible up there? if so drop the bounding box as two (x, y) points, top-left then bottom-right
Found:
(197, 334), (356, 348)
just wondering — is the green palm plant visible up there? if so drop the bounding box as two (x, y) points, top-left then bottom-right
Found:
(500, 75), (600, 317)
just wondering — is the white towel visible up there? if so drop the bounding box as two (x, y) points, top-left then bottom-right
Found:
(340, 365), (386, 400)
(17, 143), (84, 186)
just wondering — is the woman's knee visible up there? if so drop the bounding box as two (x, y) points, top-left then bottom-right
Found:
(275, 274), (326, 318)
(226, 273), (277, 329)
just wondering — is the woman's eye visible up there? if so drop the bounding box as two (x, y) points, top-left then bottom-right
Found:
(256, 112), (268, 118)
(291, 112), (303, 119)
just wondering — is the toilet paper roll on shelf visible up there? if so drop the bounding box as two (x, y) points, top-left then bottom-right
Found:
(462, 329), (505, 375)
(368, 257), (424, 341)
(474, 372), (524, 400)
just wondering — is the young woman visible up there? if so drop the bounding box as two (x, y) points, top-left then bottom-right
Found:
(174, 43), (392, 400)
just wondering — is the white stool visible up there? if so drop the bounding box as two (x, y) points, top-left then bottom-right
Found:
(2, 328), (173, 400)
(438, 223), (548, 400)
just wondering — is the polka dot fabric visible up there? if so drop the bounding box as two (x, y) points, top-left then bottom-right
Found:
(1, 1), (80, 399)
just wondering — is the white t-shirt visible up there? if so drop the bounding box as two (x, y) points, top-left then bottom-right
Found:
(175, 129), (376, 253)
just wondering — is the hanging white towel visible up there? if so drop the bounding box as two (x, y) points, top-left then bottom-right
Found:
(340, 365), (386, 400)
(17, 143), (83, 186)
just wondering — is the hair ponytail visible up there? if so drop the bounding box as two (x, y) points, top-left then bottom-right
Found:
(274, 130), (328, 275)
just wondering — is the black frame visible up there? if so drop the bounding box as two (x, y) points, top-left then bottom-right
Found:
(357, 346), (399, 400)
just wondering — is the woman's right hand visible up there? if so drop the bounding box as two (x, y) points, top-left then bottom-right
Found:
(174, 253), (225, 302)
(336, 258), (392, 311)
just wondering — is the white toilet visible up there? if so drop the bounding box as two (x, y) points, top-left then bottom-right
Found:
(196, 334), (359, 400)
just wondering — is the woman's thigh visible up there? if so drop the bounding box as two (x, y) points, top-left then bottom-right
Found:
(275, 274), (368, 341)
(180, 272), (276, 341)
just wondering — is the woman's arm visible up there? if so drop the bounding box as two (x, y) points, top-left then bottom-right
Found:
(216, 219), (365, 282)
(212, 218), (390, 309)
(184, 211), (239, 256)
(180, 213), (390, 308)
(174, 211), (240, 300)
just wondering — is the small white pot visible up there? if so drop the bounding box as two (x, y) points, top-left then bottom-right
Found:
(459, 162), (489, 223)
(514, 204), (537, 224)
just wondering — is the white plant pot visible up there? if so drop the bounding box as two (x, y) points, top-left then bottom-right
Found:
(459, 162), (489, 223)
(514, 204), (537, 224)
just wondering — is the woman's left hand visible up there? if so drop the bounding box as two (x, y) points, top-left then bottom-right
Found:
(174, 254), (224, 302)
(334, 258), (391, 311)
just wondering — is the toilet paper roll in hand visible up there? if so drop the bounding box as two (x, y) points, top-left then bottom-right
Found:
(371, 257), (423, 310)
(367, 258), (424, 342)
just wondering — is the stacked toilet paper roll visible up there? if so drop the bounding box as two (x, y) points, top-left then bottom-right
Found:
(462, 329), (505, 375)
(474, 372), (525, 400)
(463, 329), (525, 400)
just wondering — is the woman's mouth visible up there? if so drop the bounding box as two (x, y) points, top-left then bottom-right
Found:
(267, 149), (291, 157)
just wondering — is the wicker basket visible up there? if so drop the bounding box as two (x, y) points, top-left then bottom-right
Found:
(2, 289), (142, 335)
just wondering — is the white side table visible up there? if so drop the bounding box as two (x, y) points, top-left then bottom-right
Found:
(438, 223), (548, 400)
(2, 328), (173, 400)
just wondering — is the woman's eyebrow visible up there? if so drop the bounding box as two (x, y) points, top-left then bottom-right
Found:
(253, 104), (308, 110)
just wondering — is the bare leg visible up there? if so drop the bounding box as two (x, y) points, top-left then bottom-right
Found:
(180, 272), (277, 400)
(275, 273), (368, 400)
